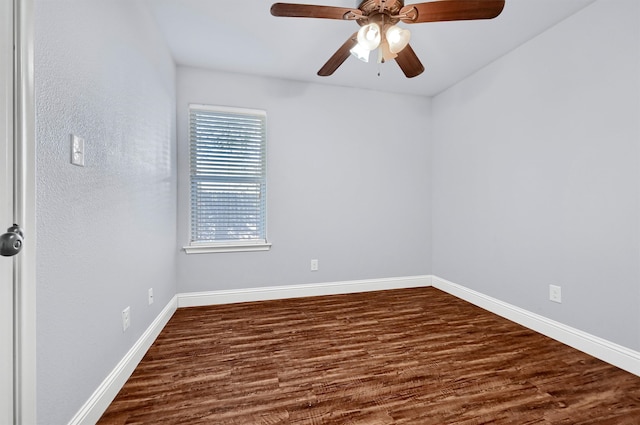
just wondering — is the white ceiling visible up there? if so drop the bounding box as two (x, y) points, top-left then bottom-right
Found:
(145, 0), (597, 97)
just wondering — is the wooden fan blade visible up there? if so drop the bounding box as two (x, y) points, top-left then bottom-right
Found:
(400, 0), (505, 24)
(395, 44), (424, 78)
(271, 3), (363, 20)
(318, 32), (358, 77)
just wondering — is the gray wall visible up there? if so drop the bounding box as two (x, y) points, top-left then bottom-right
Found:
(176, 67), (432, 293)
(35, 1), (177, 423)
(31, 0), (640, 423)
(432, 0), (640, 350)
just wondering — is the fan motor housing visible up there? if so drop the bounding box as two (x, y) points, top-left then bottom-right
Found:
(357, 0), (404, 16)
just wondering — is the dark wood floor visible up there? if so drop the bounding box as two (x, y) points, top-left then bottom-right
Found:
(98, 287), (640, 424)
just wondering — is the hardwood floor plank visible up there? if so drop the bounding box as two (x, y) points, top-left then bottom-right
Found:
(98, 287), (640, 424)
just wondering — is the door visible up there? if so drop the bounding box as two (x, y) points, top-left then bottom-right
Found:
(2, 0), (36, 423)
(1, 0), (16, 421)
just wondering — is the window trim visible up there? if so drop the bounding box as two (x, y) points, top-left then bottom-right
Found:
(183, 240), (272, 254)
(184, 104), (270, 254)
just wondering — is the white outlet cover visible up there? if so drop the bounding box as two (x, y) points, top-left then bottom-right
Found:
(549, 285), (562, 303)
(148, 288), (154, 305)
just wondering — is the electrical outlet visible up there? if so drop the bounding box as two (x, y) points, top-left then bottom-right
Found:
(549, 285), (562, 303)
(148, 288), (154, 305)
(310, 259), (319, 271)
(122, 306), (131, 332)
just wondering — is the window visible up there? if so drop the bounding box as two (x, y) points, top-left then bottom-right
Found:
(185, 104), (270, 254)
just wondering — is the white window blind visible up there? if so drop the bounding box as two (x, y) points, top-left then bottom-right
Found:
(188, 105), (268, 252)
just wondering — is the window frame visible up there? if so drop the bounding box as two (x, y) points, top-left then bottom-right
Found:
(184, 104), (271, 254)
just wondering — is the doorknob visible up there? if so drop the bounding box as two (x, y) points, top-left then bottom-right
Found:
(0, 224), (24, 257)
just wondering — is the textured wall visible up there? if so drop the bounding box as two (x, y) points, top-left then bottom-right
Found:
(432, 0), (640, 350)
(35, 1), (177, 423)
(33, 1), (640, 423)
(176, 67), (432, 293)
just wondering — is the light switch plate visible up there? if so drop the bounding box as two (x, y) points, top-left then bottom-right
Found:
(122, 306), (130, 332)
(71, 134), (85, 166)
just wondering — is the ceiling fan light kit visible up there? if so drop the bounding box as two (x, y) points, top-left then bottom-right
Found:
(350, 22), (410, 63)
(270, 0), (505, 78)
(357, 23), (382, 50)
(386, 25), (411, 54)
(350, 42), (371, 62)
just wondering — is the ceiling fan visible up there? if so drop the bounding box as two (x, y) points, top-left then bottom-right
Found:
(271, 0), (505, 78)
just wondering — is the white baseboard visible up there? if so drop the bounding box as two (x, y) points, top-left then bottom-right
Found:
(68, 296), (178, 425)
(431, 275), (640, 377)
(177, 275), (432, 308)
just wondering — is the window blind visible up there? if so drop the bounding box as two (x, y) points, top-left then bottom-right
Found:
(189, 105), (267, 244)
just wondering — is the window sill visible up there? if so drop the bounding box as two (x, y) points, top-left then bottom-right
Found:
(183, 241), (272, 254)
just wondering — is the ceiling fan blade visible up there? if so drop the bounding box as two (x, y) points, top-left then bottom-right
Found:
(317, 32), (358, 77)
(395, 44), (424, 78)
(400, 0), (505, 24)
(271, 3), (363, 20)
